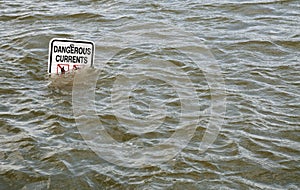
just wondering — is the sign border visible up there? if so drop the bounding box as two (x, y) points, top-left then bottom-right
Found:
(48, 38), (95, 74)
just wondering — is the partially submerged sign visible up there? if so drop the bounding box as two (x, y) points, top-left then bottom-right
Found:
(48, 38), (95, 74)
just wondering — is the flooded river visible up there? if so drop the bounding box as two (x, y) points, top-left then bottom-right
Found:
(0, 0), (299, 189)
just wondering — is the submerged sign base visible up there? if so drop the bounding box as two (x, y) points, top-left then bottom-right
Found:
(48, 38), (95, 75)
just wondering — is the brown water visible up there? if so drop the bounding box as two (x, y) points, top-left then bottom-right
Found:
(0, 0), (299, 189)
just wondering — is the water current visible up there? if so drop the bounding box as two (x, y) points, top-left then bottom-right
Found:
(0, 0), (299, 189)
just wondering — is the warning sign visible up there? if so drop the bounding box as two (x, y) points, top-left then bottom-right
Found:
(48, 38), (95, 74)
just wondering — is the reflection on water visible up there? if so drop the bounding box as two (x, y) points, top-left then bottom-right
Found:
(0, 0), (299, 189)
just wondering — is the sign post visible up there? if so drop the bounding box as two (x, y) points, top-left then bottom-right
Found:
(48, 38), (95, 75)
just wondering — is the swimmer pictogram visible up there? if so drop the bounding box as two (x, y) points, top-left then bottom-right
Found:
(56, 64), (69, 74)
(73, 64), (80, 71)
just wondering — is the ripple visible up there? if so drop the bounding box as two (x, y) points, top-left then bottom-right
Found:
(0, 0), (299, 189)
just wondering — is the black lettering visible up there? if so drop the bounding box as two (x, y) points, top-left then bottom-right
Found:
(63, 55), (68, 62)
(74, 47), (78, 54)
(70, 44), (74, 54)
(73, 56), (77, 63)
(57, 46), (61, 53)
(55, 55), (60, 62)
(64, 46), (68, 53)
(66, 46), (70, 53)
(83, 48), (87, 55)
(86, 48), (91, 55)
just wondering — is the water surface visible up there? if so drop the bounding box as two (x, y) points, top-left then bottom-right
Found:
(0, 0), (299, 189)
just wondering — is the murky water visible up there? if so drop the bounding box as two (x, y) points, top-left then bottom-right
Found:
(0, 0), (299, 189)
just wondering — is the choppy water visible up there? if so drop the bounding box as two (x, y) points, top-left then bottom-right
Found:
(0, 0), (299, 189)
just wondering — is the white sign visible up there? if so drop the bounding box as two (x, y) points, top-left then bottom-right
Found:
(48, 38), (95, 74)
